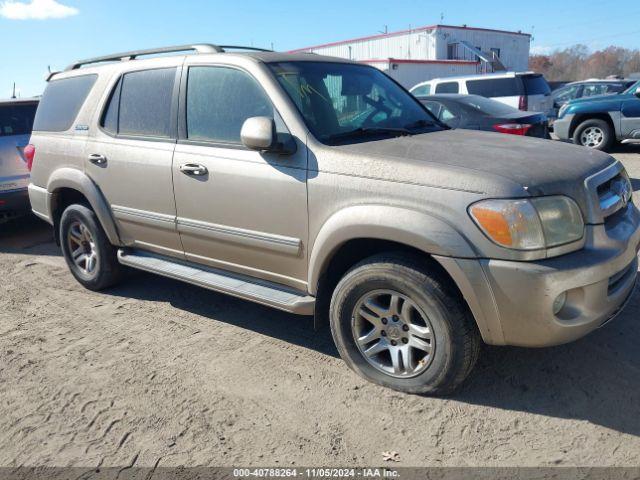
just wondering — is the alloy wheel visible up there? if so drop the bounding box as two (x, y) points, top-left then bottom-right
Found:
(67, 220), (99, 276)
(580, 126), (604, 148)
(351, 289), (435, 378)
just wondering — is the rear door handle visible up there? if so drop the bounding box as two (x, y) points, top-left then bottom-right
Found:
(88, 153), (107, 165)
(179, 163), (208, 176)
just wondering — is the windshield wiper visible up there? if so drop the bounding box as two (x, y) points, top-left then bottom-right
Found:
(326, 127), (413, 143)
(404, 119), (436, 130)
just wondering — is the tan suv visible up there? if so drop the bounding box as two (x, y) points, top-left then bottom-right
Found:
(28, 45), (639, 395)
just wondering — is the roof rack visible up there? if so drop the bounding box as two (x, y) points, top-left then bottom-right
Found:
(65, 43), (273, 71)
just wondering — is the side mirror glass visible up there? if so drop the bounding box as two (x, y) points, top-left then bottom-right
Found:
(241, 116), (277, 151)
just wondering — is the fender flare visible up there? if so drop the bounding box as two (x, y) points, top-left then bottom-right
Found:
(307, 205), (476, 295)
(47, 167), (122, 246)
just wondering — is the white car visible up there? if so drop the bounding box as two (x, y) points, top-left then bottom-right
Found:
(410, 72), (554, 116)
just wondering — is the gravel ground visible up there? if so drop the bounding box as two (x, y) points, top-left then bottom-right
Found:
(1, 145), (639, 468)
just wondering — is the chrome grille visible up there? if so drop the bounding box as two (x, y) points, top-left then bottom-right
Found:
(597, 173), (633, 219)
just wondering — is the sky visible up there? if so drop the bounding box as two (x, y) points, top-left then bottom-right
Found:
(1, 0), (639, 97)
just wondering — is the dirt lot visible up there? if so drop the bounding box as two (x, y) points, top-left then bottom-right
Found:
(1, 145), (639, 468)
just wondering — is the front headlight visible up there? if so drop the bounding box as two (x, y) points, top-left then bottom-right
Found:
(469, 196), (584, 250)
(558, 103), (569, 118)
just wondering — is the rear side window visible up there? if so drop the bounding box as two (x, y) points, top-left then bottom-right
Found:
(116, 68), (176, 137)
(186, 66), (275, 144)
(0, 103), (37, 136)
(33, 75), (97, 132)
(521, 75), (551, 95)
(435, 82), (459, 94)
(412, 84), (431, 96)
(466, 77), (522, 97)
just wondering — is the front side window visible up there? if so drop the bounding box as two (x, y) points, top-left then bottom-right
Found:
(0, 102), (37, 136)
(186, 67), (275, 144)
(553, 84), (581, 103)
(411, 84), (431, 96)
(33, 74), (97, 132)
(268, 62), (441, 145)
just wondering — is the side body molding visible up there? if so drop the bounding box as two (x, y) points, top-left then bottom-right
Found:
(46, 167), (122, 246)
(307, 205), (477, 294)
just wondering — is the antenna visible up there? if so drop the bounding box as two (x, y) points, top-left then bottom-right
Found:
(11, 82), (16, 99)
(378, 25), (388, 35)
(440, 12), (444, 23)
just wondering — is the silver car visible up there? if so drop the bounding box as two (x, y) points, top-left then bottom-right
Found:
(0, 98), (38, 222)
(27, 45), (639, 395)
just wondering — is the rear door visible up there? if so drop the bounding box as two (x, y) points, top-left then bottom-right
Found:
(520, 74), (553, 114)
(0, 101), (37, 195)
(85, 65), (183, 257)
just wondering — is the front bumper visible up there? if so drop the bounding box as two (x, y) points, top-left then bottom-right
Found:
(437, 203), (640, 347)
(552, 114), (574, 141)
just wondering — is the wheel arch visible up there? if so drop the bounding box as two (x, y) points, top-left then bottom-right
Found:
(569, 112), (618, 139)
(47, 168), (121, 246)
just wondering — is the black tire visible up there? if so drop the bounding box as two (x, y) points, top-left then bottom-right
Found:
(59, 204), (123, 291)
(573, 118), (614, 152)
(329, 253), (481, 396)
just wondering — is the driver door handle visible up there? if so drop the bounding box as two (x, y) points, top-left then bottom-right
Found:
(88, 153), (107, 165)
(179, 163), (208, 176)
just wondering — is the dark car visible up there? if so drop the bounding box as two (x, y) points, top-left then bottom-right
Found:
(0, 98), (38, 223)
(554, 81), (640, 151)
(417, 94), (549, 138)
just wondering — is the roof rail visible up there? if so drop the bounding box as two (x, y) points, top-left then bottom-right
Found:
(64, 43), (272, 71)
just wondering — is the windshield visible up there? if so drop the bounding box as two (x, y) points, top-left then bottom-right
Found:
(455, 95), (520, 116)
(623, 80), (640, 95)
(268, 62), (442, 144)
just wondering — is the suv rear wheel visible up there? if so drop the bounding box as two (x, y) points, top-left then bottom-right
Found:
(573, 118), (614, 151)
(59, 204), (123, 291)
(329, 253), (481, 395)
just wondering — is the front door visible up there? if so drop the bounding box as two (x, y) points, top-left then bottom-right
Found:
(172, 65), (309, 291)
(85, 66), (183, 257)
(620, 93), (640, 139)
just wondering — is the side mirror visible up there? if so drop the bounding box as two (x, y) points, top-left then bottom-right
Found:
(635, 86), (640, 99)
(241, 117), (277, 151)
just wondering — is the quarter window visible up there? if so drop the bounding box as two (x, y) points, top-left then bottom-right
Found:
(186, 66), (275, 144)
(33, 75), (97, 132)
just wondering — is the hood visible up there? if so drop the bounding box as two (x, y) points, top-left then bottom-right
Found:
(567, 94), (624, 107)
(319, 129), (616, 215)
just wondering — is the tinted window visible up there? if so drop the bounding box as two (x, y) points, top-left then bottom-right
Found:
(435, 82), (459, 94)
(521, 75), (551, 95)
(467, 77), (522, 97)
(118, 68), (176, 137)
(412, 84), (431, 96)
(186, 67), (274, 144)
(0, 103), (37, 136)
(33, 75), (97, 132)
(101, 77), (121, 135)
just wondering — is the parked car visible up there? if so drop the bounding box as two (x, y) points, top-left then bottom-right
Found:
(28, 45), (639, 395)
(552, 79), (637, 107)
(0, 98), (38, 223)
(554, 81), (640, 151)
(410, 72), (554, 116)
(416, 94), (549, 138)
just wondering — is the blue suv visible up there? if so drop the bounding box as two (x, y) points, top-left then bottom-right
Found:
(554, 81), (640, 151)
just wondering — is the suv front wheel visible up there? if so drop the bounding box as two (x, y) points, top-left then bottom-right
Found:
(573, 118), (614, 151)
(59, 204), (123, 291)
(329, 253), (481, 395)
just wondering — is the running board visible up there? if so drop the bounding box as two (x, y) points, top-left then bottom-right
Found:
(117, 249), (315, 315)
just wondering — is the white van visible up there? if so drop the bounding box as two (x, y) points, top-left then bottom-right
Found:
(410, 72), (553, 115)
